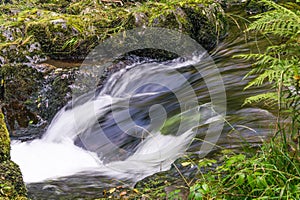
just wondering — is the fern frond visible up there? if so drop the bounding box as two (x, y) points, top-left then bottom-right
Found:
(243, 92), (278, 106)
(236, 53), (282, 69)
(266, 43), (300, 52)
(237, 0), (300, 141)
(245, 70), (278, 89)
(247, 0), (300, 38)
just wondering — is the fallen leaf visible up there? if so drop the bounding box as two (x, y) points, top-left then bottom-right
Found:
(109, 188), (116, 194)
(133, 189), (139, 193)
(120, 191), (127, 196)
(181, 161), (191, 167)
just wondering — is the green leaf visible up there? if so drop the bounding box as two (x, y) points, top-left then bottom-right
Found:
(247, 175), (255, 189)
(198, 159), (217, 168)
(236, 173), (245, 185)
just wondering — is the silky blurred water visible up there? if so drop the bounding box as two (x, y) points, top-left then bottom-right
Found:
(11, 15), (276, 199)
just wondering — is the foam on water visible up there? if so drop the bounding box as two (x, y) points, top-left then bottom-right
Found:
(11, 139), (101, 183)
(11, 128), (196, 183)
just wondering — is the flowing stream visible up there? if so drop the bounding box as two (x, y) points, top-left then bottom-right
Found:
(10, 14), (276, 199)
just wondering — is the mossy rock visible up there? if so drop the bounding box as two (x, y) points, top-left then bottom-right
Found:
(0, 112), (10, 162)
(0, 63), (75, 139)
(0, 160), (27, 199)
(0, 109), (27, 199)
(218, 0), (280, 14)
(0, 0), (227, 62)
(0, 64), (43, 136)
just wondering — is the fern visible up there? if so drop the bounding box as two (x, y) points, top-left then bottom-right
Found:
(243, 92), (278, 106)
(245, 69), (278, 89)
(238, 0), (300, 150)
(248, 0), (300, 38)
(237, 0), (300, 100)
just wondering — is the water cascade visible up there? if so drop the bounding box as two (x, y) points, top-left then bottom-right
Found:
(11, 55), (225, 184)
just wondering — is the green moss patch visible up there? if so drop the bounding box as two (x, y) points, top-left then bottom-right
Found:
(0, 160), (27, 199)
(0, 112), (10, 162)
(0, 0), (227, 62)
(0, 109), (27, 199)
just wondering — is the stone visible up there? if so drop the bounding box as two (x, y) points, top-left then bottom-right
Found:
(0, 109), (27, 199)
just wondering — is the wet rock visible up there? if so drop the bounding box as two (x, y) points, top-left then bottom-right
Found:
(1, 64), (44, 138)
(37, 66), (76, 121)
(218, 0), (280, 14)
(0, 63), (76, 139)
(126, 1), (227, 52)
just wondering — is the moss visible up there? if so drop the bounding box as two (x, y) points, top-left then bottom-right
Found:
(0, 64), (42, 133)
(0, 112), (10, 162)
(0, 109), (27, 199)
(0, 161), (27, 199)
(0, 0), (227, 61)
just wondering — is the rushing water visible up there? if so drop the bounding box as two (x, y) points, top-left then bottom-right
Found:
(11, 17), (276, 199)
(12, 54), (225, 181)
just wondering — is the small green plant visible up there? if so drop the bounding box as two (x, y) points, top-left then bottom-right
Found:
(239, 0), (300, 105)
(237, 0), (299, 149)
(188, 147), (300, 199)
(189, 1), (300, 199)
(167, 189), (181, 200)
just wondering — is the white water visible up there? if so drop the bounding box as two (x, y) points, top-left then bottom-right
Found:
(11, 56), (224, 183)
(11, 95), (114, 183)
(11, 128), (196, 183)
(11, 139), (101, 183)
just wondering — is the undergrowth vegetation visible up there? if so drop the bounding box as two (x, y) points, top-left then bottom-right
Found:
(189, 0), (300, 199)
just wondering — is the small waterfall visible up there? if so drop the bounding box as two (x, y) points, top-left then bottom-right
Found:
(11, 55), (225, 183)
